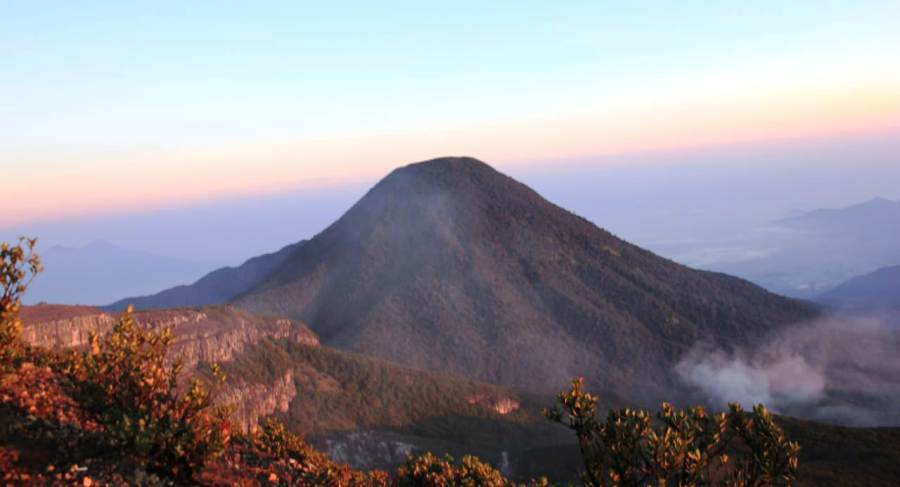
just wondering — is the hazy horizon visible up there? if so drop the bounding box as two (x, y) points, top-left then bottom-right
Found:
(6, 131), (899, 264)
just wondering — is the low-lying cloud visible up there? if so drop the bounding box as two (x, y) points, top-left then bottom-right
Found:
(676, 311), (900, 426)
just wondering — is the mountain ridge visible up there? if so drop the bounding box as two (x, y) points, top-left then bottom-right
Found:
(773, 196), (900, 231)
(107, 241), (305, 311)
(26, 240), (220, 306)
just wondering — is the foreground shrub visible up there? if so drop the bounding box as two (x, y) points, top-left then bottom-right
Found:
(545, 378), (800, 487)
(224, 417), (390, 486)
(0, 238), (41, 369)
(396, 452), (519, 487)
(63, 306), (232, 481)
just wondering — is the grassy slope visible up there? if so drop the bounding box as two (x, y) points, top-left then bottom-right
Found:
(218, 339), (900, 484)
(217, 338), (607, 475)
(219, 338), (579, 435)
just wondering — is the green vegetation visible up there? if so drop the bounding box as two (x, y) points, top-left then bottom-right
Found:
(63, 307), (231, 481)
(0, 238), (388, 484)
(545, 378), (799, 486)
(220, 338), (539, 434)
(395, 452), (546, 487)
(0, 238), (41, 370)
(227, 417), (390, 485)
(217, 337), (575, 473)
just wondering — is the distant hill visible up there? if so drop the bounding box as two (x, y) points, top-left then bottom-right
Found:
(24, 240), (220, 306)
(213, 156), (819, 401)
(775, 197), (900, 232)
(705, 197), (900, 297)
(817, 265), (900, 308)
(106, 241), (305, 311)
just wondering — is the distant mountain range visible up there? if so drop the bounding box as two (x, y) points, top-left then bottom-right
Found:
(696, 197), (900, 297)
(114, 157), (818, 401)
(24, 240), (221, 306)
(776, 197), (900, 232)
(106, 241), (305, 311)
(817, 264), (900, 308)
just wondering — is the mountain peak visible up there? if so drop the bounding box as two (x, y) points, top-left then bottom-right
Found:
(834, 196), (898, 214)
(859, 196), (897, 208)
(227, 157), (816, 398)
(776, 196), (900, 225)
(112, 157), (818, 399)
(378, 156), (502, 191)
(84, 239), (121, 250)
(400, 156), (491, 173)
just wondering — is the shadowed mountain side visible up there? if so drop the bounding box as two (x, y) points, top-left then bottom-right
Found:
(106, 241), (305, 311)
(231, 157), (819, 401)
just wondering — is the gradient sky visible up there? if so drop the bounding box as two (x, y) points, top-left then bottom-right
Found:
(3, 1), (900, 228)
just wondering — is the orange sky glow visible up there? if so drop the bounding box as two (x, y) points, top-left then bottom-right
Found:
(7, 77), (899, 229)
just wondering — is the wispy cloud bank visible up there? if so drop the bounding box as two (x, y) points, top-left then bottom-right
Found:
(676, 311), (900, 426)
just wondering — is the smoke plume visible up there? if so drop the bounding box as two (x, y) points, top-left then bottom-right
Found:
(675, 310), (900, 426)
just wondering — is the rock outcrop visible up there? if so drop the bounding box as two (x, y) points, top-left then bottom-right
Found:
(20, 303), (315, 433)
(219, 371), (297, 432)
(467, 394), (520, 415)
(20, 304), (319, 371)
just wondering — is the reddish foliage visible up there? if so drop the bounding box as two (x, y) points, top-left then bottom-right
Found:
(0, 361), (91, 429)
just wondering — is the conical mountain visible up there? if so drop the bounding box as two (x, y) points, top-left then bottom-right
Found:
(233, 157), (818, 400)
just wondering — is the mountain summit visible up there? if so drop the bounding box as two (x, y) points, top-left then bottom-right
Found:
(217, 156), (816, 399)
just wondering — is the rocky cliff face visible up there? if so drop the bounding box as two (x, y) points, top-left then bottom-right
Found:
(20, 304), (316, 432)
(20, 304), (318, 371)
(20, 307), (117, 350)
(219, 371), (297, 432)
(467, 394), (520, 415)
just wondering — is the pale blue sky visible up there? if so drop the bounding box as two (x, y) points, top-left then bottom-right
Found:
(4, 1), (899, 159)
